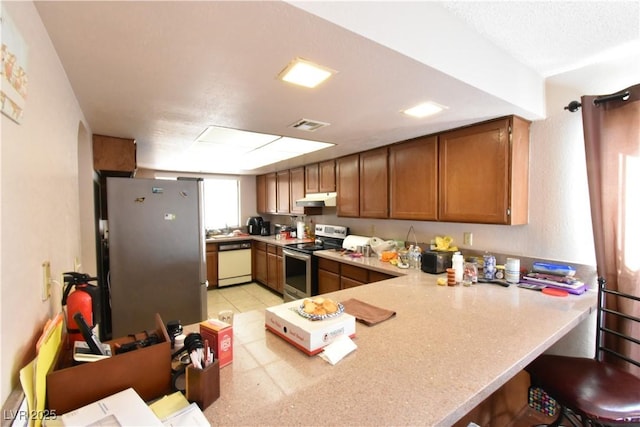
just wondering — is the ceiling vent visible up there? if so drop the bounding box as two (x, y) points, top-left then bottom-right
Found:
(289, 118), (330, 132)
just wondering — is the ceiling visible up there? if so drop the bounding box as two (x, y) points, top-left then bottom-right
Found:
(34, 1), (640, 176)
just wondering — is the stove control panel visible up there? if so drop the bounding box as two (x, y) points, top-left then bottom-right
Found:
(315, 224), (348, 239)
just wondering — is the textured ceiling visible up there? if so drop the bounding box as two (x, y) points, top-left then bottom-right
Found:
(34, 1), (640, 175)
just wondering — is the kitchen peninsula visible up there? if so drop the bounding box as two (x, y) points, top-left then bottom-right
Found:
(199, 265), (596, 426)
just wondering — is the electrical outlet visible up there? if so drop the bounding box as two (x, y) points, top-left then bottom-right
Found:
(463, 232), (473, 246)
(42, 261), (51, 301)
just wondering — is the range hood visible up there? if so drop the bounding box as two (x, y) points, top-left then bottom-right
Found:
(295, 192), (337, 207)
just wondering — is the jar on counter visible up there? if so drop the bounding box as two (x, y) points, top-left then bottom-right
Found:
(495, 265), (506, 280)
(463, 257), (478, 286)
(483, 254), (496, 280)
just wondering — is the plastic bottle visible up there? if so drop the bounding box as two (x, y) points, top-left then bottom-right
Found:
(452, 252), (464, 285)
(408, 245), (415, 268)
(413, 246), (422, 270)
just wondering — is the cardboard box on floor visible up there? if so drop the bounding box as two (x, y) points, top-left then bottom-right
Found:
(47, 313), (172, 414)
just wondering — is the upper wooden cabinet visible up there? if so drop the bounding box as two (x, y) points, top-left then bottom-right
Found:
(305, 160), (335, 194)
(305, 164), (319, 194)
(93, 135), (136, 173)
(359, 147), (388, 218)
(389, 135), (438, 220)
(318, 160), (336, 192)
(256, 174), (266, 214)
(289, 167), (305, 215)
(265, 173), (277, 214)
(276, 170), (290, 214)
(438, 116), (530, 225)
(336, 154), (360, 217)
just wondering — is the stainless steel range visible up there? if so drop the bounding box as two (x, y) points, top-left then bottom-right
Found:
(282, 224), (348, 302)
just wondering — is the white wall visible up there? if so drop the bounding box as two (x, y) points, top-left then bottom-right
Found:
(0, 2), (89, 403)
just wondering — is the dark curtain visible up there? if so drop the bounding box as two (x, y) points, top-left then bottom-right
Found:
(581, 83), (640, 375)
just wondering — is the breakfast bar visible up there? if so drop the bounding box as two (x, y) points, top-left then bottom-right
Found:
(200, 265), (597, 426)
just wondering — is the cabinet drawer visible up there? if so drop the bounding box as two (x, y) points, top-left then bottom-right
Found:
(341, 276), (365, 289)
(267, 244), (277, 254)
(341, 264), (368, 282)
(254, 241), (266, 251)
(318, 257), (340, 274)
(369, 270), (394, 283)
(206, 242), (218, 253)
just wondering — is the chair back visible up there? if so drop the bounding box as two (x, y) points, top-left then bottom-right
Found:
(596, 277), (640, 372)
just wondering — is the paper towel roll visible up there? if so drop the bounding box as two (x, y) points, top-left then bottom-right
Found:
(342, 235), (371, 251)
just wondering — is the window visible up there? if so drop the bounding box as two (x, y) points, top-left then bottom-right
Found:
(203, 178), (239, 230)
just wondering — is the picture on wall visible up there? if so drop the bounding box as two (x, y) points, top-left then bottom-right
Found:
(1, 6), (28, 124)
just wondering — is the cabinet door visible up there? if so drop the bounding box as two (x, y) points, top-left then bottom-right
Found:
(318, 269), (340, 294)
(265, 173), (277, 214)
(319, 160), (336, 192)
(336, 154), (360, 217)
(254, 248), (267, 285)
(360, 147), (388, 218)
(276, 170), (290, 214)
(206, 243), (218, 288)
(389, 136), (438, 220)
(276, 247), (283, 294)
(439, 117), (526, 224)
(305, 164), (319, 194)
(93, 135), (136, 173)
(290, 167), (305, 214)
(256, 174), (266, 214)
(267, 247), (278, 291)
(341, 276), (366, 289)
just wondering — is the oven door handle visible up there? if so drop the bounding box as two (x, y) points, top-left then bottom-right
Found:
(283, 249), (311, 261)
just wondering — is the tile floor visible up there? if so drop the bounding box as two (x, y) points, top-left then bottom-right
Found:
(206, 282), (284, 319)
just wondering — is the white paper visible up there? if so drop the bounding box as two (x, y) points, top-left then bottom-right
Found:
(319, 335), (357, 365)
(161, 402), (210, 427)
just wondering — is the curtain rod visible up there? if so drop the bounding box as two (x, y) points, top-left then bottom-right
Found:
(564, 90), (631, 112)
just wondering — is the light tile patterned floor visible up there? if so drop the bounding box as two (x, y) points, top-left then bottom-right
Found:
(206, 282), (283, 319)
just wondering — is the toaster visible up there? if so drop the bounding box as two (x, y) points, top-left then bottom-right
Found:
(421, 251), (453, 274)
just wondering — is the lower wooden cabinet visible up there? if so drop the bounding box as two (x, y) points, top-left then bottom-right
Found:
(206, 243), (218, 289)
(253, 242), (283, 294)
(317, 258), (395, 292)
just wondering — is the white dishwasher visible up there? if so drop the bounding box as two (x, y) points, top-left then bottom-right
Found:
(218, 241), (252, 287)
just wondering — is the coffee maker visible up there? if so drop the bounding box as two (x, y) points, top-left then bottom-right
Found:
(247, 216), (263, 235)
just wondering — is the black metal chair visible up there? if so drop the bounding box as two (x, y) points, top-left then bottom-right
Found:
(526, 278), (640, 426)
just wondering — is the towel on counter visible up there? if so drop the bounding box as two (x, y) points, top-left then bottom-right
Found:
(341, 298), (396, 326)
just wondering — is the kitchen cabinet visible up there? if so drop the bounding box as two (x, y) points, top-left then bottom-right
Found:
(253, 241), (267, 285)
(306, 160), (336, 194)
(389, 135), (438, 220)
(317, 257), (395, 292)
(206, 242), (218, 289)
(277, 170), (290, 214)
(438, 116), (530, 225)
(359, 147), (388, 218)
(256, 174), (266, 213)
(319, 160), (336, 192)
(93, 135), (136, 174)
(265, 173), (277, 214)
(305, 164), (319, 194)
(318, 258), (340, 294)
(289, 167), (305, 215)
(266, 244), (283, 293)
(336, 154), (360, 217)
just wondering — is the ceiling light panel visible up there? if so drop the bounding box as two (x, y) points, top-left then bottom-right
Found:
(402, 101), (448, 118)
(278, 57), (336, 88)
(196, 126), (279, 148)
(266, 137), (334, 153)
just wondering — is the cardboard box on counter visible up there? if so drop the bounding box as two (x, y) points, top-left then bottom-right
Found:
(199, 319), (233, 368)
(47, 313), (171, 415)
(265, 300), (356, 355)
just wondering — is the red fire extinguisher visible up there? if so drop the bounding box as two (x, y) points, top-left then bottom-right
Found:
(62, 272), (100, 347)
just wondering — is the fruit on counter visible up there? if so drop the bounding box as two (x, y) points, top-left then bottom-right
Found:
(434, 235), (458, 252)
(437, 277), (447, 286)
(381, 251), (398, 262)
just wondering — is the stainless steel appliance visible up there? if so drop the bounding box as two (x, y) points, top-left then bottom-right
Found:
(218, 241), (252, 286)
(282, 224), (348, 302)
(106, 177), (207, 337)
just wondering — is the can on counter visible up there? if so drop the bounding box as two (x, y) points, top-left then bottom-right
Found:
(483, 254), (496, 280)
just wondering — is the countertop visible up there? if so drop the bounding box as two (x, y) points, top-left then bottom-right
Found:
(195, 271), (597, 426)
(206, 234), (312, 246)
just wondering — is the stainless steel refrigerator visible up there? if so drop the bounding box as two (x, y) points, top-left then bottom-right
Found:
(106, 177), (207, 337)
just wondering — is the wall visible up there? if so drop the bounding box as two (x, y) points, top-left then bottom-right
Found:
(0, 2), (89, 403)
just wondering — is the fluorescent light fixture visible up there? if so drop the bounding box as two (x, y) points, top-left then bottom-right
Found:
(278, 58), (336, 88)
(402, 101), (447, 118)
(193, 125), (334, 170)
